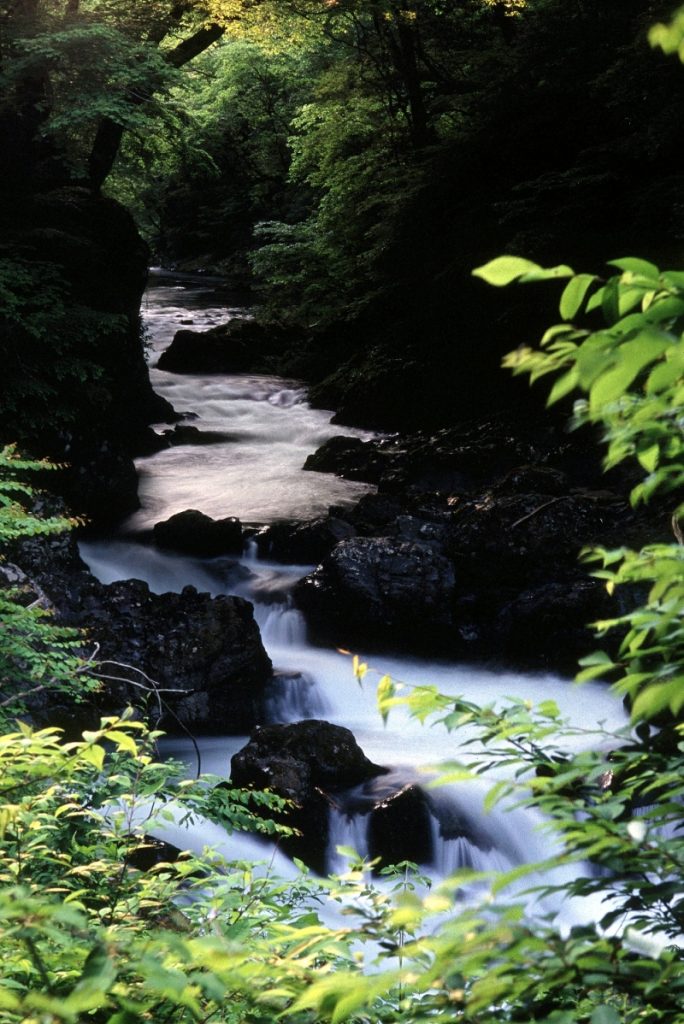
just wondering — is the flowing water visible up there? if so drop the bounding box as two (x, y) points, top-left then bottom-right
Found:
(80, 271), (628, 929)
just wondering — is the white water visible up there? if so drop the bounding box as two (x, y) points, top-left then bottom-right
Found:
(129, 277), (374, 529)
(80, 273), (628, 929)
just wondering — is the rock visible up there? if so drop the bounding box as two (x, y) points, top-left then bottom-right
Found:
(367, 784), (434, 868)
(9, 530), (272, 735)
(125, 837), (183, 871)
(445, 490), (632, 591)
(295, 536), (456, 651)
(303, 436), (389, 484)
(57, 440), (140, 525)
(0, 186), (176, 527)
(162, 425), (237, 446)
(157, 318), (302, 375)
(496, 579), (614, 672)
(258, 516), (357, 565)
(153, 510), (243, 557)
(231, 720), (386, 872)
(74, 580), (271, 733)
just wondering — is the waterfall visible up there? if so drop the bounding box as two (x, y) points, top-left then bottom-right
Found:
(78, 273), (629, 932)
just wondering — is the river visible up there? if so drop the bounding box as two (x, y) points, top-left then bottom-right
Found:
(80, 271), (627, 929)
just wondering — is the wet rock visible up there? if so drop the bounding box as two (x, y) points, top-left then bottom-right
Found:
(367, 784), (434, 868)
(259, 516), (357, 565)
(495, 578), (614, 673)
(153, 510), (243, 557)
(295, 536), (456, 651)
(0, 186), (175, 527)
(162, 424), (237, 446)
(75, 580), (271, 733)
(8, 530), (272, 735)
(231, 720), (386, 873)
(57, 440), (140, 525)
(303, 436), (390, 484)
(157, 319), (302, 374)
(445, 490), (633, 590)
(125, 837), (183, 871)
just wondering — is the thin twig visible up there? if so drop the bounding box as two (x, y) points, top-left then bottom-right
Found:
(510, 495), (567, 530)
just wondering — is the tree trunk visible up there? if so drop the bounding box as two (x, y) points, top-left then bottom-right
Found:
(87, 22), (225, 192)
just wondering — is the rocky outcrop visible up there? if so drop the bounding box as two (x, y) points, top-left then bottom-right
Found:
(295, 536), (457, 652)
(157, 318), (303, 375)
(153, 509), (243, 557)
(1, 185), (175, 526)
(366, 783), (434, 868)
(255, 516), (357, 565)
(291, 413), (664, 671)
(8, 529), (272, 735)
(231, 720), (386, 873)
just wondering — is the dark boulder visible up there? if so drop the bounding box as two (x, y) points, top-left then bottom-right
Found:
(231, 720), (386, 873)
(8, 530), (272, 735)
(0, 186), (176, 527)
(495, 578), (614, 673)
(303, 436), (390, 484)
(157, 318), (303, 375)
(258, 516), (357, 565)
(162, 425), (238, 446)
(295, 536), (456, 651)
(56, 440), (140, 526)
(72, 580), (271, 734)
(367, 784), (434, 868)
(153, 509), (243, 557)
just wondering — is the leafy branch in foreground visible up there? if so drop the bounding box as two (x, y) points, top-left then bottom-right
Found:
(475, 252), (684, 726)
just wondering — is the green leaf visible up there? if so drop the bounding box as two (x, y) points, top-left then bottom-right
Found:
(560, 274), (597, 319)
(519, 264), (574, 283)
(472, 256), (541, 287)
(636, 444), (659, 472)
(608, 257), (660, 279)
(590, 1006), (621, 1024)
(547, 367), (579, 405)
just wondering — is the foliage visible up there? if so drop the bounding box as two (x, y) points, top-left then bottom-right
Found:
(0, 258), (123, 440)
(475, 252), (684, 725)
(0, 445), (97, 721)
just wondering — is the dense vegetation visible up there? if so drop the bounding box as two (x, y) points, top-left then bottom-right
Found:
(4, 1), (684, 1022)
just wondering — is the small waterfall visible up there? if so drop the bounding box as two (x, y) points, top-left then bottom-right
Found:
(243, 538), (259, 564)
(265, 670), (329, 723)
(257, 600), (308, 647)
(327, 807), (370, 874)
(76, 275), (630, 934)
(429, 817), (513, 875)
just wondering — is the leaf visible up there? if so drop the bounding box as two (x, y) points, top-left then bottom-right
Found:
(608, 257), (660, 279)
(589, 330), (670, 410)
(472, 256), (541, 287)
(376, 674), (395, 726)
(547, 367), (579, 406)
(626, 819), (647, 842)
(636, 444), (659, 473)
(518, 264), (574, 283)
(80, 744), (105, 770)
(560, 274), (597, 319)
(590, 1006), (621, 1024)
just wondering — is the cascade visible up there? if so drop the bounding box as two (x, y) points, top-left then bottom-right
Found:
(80, 272), (628, 928)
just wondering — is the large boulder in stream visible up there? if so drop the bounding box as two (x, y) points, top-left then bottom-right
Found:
(231, 720), (387, 873)
(256, 516), (357, 565)
(7, 529), (272, 735)
(295, 536), (456, 652)
(157, 319), (302, 374)
(153, 509), (243, 557)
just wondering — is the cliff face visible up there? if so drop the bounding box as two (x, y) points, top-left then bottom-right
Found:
(0, 185), (173, 524)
